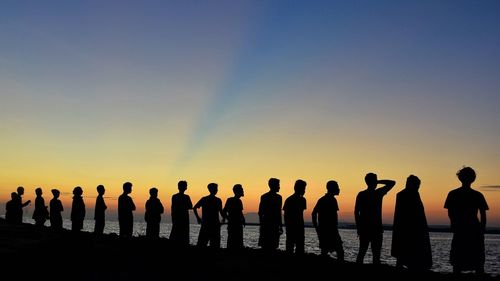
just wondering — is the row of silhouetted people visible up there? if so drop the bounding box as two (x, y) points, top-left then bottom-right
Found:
(4, 166), (489, 274)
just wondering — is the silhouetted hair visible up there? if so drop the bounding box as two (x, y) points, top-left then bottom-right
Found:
(73, 186), (83, 196)
(268, 178), (280, 188)
(326, 180), (339, 192)
(149, 187), (158, 196)
(294, 179), (307, 193)
(17, 186), (24, 194)
(406, 175), (421, 189)
(123, 182), (132, 192)
(233, 184), (243, 194)
(51, 189), (60, 196)
(456, 166), (476, 184)
(97, 185), (105, 194)
(35, 187), (42, 195)
(365, 173), (377, 185)
(178, 180), (187, 190)
(207, 183), (218, 193)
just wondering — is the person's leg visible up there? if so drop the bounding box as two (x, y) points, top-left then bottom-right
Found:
(371, 232), (383, 264)
(356, 235), (369, 264)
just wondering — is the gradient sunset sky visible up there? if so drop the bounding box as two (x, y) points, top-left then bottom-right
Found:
(1, 1), (499, 226)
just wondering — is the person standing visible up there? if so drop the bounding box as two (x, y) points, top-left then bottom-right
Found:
(32, 187), (49, 227)
(391, 175), (432, 270)
(444, 167), (489, 274)
(354, 173), (395, 264)
(283, 179), (307, 254)
(15, 186), (31, 224)
(312, 180), (344, 261)
(118, 182), (136, 238)
(71, 186), (86, 232)
(169, 180), (193, 246)
(193, 183), (224, 248)
(94, 185), (107, 235)
(145, 187), (164, 238)
(49, 189), (64, 230)
(223, 184), (246, 250)
(258, 178), (283, 251)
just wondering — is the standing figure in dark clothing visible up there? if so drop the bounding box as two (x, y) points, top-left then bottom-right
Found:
(16, 186), (31, 224)
(258, 178), (283, 251)
(50, 189), (64, 230)
(283, 179), (307, 254)
(5, 192), (20, 224)
(32, 187), (49, 227)
(71, 186), (85, 232)
(444, 167), (489, 274)
(94, 185), (107, 235)
(145, 187), (164, 238)
(118, 182), (136, 238)
(223, 184), (246, 250)
(391, 175), (432, 270)
(193, 183), (224, 248)
(312, 180), (344, 260)
(170, 180), (193, 246)
(355, 173), (395, 264)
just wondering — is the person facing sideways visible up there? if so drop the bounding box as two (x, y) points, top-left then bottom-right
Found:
(354, 173), (395, 264)
(283, 179), (307, 254)
(32, 187), (49, 227)
(49, 189), (64, 230)
(258, 177), (283, 251)
(118, 182), (136, 238)
(312, 180), (344, 261)
(145, 187), (164, 239)
(444, 167), (489, 275)
(170, 180), (193, 246)
(193, 183), (224, 248)
(16, 186), (31, 224)
(71, 186), (86, 232)
(94, 185), (107, 235)
(391, 175), (432, 271)
(5, 192), (20, 224)
(222, 184), (246, 250)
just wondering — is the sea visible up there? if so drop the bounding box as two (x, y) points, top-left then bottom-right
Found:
(20, 218), (500, 276)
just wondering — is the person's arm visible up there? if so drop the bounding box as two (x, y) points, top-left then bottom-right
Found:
(22, 200), (31, 207)
(219, 199), (225, 224)
(278, 196), (283, 234)
(193, 199), (202, 224)
(377, 179), (396, 195)
(312, 202), (319, 229)
(131, 197), (136, 211)
(480, 209), (487, 233)
(354, 194), (361, 236)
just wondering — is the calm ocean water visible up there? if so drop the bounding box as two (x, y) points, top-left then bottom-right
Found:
(20, 218), (499, 276)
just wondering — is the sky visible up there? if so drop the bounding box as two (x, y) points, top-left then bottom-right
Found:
(1, 0), (499, 226)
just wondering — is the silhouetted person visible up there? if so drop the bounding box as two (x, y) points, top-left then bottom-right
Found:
(444, 167), (488, 274)
(118, 182), (136, 238)
(71, 186), (85, 232)
(283, 179), (307, 254)
(193, 183), (224, 248)
(170, 180), (193, 246)
(5, 192), (20, 224)
(50, 189), (64, 230)
(32, 187), (49, 227)
(16, 186), (31, 224)
(312, 180), (344, 261)
(223, 184), (246, 250)
(145, 187), (164, 238)
(391, 175), (432, 271)
(94, 185), (107, 235)
(258, 178), (283, 251)
(355, 173), (395, 264)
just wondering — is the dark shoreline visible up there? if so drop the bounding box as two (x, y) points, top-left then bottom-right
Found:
(0, 218), (497, 281)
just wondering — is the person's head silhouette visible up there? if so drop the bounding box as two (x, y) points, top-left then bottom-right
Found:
(123, 182), (133, 194)
(457, 166), (476, 186)
(178, 180), (187, 193)
(406, 175), (421, 191)
(294, 179), (307, 196)
(365, 173), (378, 190)
(17, 186), (25, 196)
(51, 189), (60, 198)
(73, 186), (83, 196)
(268, 178), (280, 193)
(233, 184), (244, 197)
(207, 183), (218, 195)
(149, 187), (158, 198)
(35, 187), (43, 196)
(97, 185), (105, 195)
(326, 180), (340, 195)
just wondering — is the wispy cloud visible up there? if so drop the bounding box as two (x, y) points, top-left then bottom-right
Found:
(480, 185), (500, 191)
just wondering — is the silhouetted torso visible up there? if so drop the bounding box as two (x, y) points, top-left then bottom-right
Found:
(355, 189), (387, 235)
(145, 197), (164, 238)
(223, 197), (245, 249)
(444, 187), (489, 271)
(118, 194), (136, 238)
(5, 196), (20, 224)
(50, 198), (64, 230)
(258, 192), (282, 250)
(194, 195), (223, 248)
(391, 189), (432, 270)
(170, 193), (193, 245)
(283, 194), (306, 254)
(94, 195), (107, 234)
(71, 195), (85, 232)
(32, 196), (49, 227)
